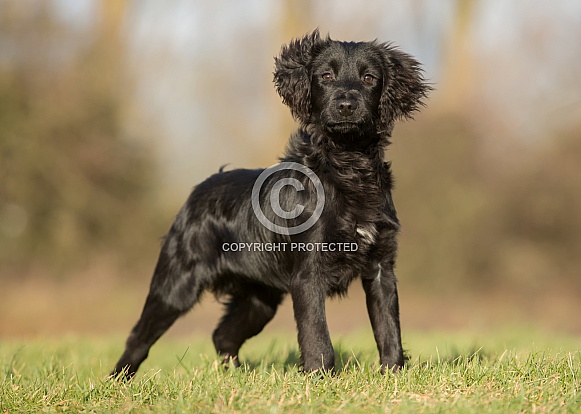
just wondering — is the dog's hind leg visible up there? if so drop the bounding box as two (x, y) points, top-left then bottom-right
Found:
(212, 285), (284, 367)
(111, 240), (203, 380)
(111, 292), (184, 380)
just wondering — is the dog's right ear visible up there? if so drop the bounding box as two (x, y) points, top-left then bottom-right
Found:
(274, 29), (322, 124)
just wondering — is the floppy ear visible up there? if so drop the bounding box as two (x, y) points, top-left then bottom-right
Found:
(378, 45), (431, 133)
(273, 29), (323, 124)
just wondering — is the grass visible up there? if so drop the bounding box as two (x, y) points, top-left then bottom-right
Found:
(1, 329), (579, 413)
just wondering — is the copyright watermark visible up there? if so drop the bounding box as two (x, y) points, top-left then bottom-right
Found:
(222, 242), (359, 252)
(251, 162), (325, 235)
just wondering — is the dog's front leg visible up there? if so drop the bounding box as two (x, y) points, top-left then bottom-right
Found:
(290, 272), (334, 372)
(361, 263), (405, 373)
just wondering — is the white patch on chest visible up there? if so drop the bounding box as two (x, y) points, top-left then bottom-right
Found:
(375, 264), (382, 281)
(356, 225), (376, 244)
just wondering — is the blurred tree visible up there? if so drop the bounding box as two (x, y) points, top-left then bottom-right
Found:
(393, 116), (488, 290)
(273, 0), (316, 141)
(437, 0), (476, 111)
(486, 125), (581, 291)
(394, 115), (581, 297)
(0, 1), (161, 277)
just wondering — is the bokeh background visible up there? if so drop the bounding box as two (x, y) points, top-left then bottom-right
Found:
(1, 0), (580, 338)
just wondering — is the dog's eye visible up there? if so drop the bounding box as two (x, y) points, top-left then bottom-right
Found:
(321, 72), (333, 81)
(363, 74), (376, 84)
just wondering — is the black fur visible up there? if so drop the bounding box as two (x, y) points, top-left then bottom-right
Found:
(111, 29), (429, 379)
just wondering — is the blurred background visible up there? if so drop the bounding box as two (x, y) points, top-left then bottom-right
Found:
(1, 0), (580, 338)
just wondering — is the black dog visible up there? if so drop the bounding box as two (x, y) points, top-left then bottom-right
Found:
(112, 29), (429, 379)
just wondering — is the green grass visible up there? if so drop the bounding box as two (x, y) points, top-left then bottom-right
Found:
(1, 329), (579, 413)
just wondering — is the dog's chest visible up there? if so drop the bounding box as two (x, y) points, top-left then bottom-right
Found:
(320, 185), (394, 291)
(337, 166), (398, 237)
(334, 177), (386, 247)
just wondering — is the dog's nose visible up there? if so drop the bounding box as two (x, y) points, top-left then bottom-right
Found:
(337, 99), (358, 117)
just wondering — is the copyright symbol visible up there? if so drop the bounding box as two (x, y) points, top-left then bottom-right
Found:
(251, 162), (325, 235)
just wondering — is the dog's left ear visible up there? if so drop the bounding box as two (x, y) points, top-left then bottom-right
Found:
(274, 29), (324, 124)
(378, 45), (431, 133)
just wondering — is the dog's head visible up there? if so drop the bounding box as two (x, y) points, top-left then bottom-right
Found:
(274, 29), (430, 139)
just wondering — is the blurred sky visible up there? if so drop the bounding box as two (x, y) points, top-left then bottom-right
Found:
(3, 0), (581, 194)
